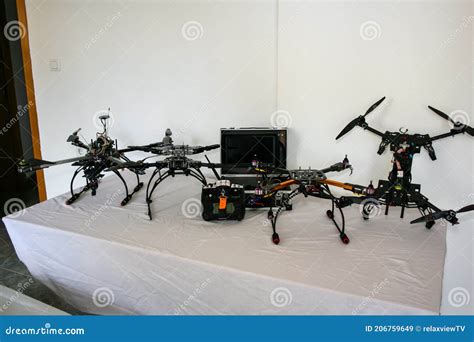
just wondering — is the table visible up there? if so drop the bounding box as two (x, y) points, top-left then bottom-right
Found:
(3, 171), (448, 315)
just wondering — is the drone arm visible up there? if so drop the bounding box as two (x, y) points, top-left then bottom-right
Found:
(319, 179), (366, 193)
(18, 156), (88, 173)
(126, 142), (165, 154)
(18, 160), (54, 173)
(364, 124), (385, 138)
(429, 129), (467, 142)
(361, 125), (391, 155)
(263, 179), (299, 197)
(270, 179), (299, 192)
(192, 144), (220, 154)
(118, 146), (141, 153)
(321, 161), (352, 174)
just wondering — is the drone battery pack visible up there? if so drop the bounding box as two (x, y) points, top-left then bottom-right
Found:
(201, 180), (245, 221)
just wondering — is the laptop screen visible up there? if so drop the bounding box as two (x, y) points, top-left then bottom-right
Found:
(220, 129), (287, 174)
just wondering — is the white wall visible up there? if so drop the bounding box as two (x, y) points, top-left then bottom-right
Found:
(277, 0), (473, 315)
(26, 0), (472, 314)
(26, 0), (277, 197)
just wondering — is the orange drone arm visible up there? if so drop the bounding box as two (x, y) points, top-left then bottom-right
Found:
(266, 179), (299, 194)
(320, 179), (354, 191)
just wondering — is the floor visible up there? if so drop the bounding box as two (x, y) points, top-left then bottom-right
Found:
(0, 220), (84, 315)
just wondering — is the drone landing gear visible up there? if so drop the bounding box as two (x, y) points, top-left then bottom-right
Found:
(66, 166), (91, 205)
(266, 186), (349, 245)
(425, 221), (435, 229)
(320, 185), (349, 244)
(267, 189), (299, 245)
(268, 206), (282, 245)
(303, 186), (350, 244)
(111, 170), (143, 206)
(146, 168), (170, 220)
(146, 167), (207, 220)
(415, 206), (437, 229)
(66, 190), (87, 205)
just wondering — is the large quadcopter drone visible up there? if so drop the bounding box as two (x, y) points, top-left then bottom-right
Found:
(18, 113), (144, 206)
(113, 129), (220, 219)
(335, 97), (474, 227)
(250, 156), (353, 245)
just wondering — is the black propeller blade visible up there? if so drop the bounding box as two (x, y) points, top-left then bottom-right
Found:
(335, 117), (360, 140)
(428, 106), (454, 124)
(428, 106), (474, 136)
(365, 96), (386, 116)
(336, 97), (386, 140)
(457, 204), (474, 213)
(410, 204), (474, 224)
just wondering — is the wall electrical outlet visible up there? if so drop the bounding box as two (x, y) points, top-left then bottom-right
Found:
(49, 59), (61, 72)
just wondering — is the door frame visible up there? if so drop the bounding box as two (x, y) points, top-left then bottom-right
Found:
(16, 0), (46, 201)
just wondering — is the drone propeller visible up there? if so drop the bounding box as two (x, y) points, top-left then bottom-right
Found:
(67, 128), (81, 142)
(410, 204), (474, 224)
(428, 106), (474, 136)
(335, 97), (386, 140)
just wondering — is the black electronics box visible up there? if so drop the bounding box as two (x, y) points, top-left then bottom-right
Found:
(220, 127), (287, 190)
(201, 180), (245, 221)
(245, 191), (293, 210)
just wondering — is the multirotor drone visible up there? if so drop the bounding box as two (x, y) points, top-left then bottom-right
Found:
(112, 129), (220, 219)
(18, 112), (144, 206)
(250, 156), (353, 245)
(335, 97), (474, 228)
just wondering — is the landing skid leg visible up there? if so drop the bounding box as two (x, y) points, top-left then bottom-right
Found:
(270, 206), (282, 245)
(111, 170), (132, 206)
(66, 167), (89, 205)
(146, 169), (170, 220)
(323, 185), (349, 244)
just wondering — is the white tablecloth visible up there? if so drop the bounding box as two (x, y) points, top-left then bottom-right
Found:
(3, 171), (448, 315)
(0, 285), (67, 315)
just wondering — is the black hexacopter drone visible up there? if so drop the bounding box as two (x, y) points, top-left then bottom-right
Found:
(112, 129), (220, 219)
(334, 97), (474, 227)
(18, 113), (144, 206)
